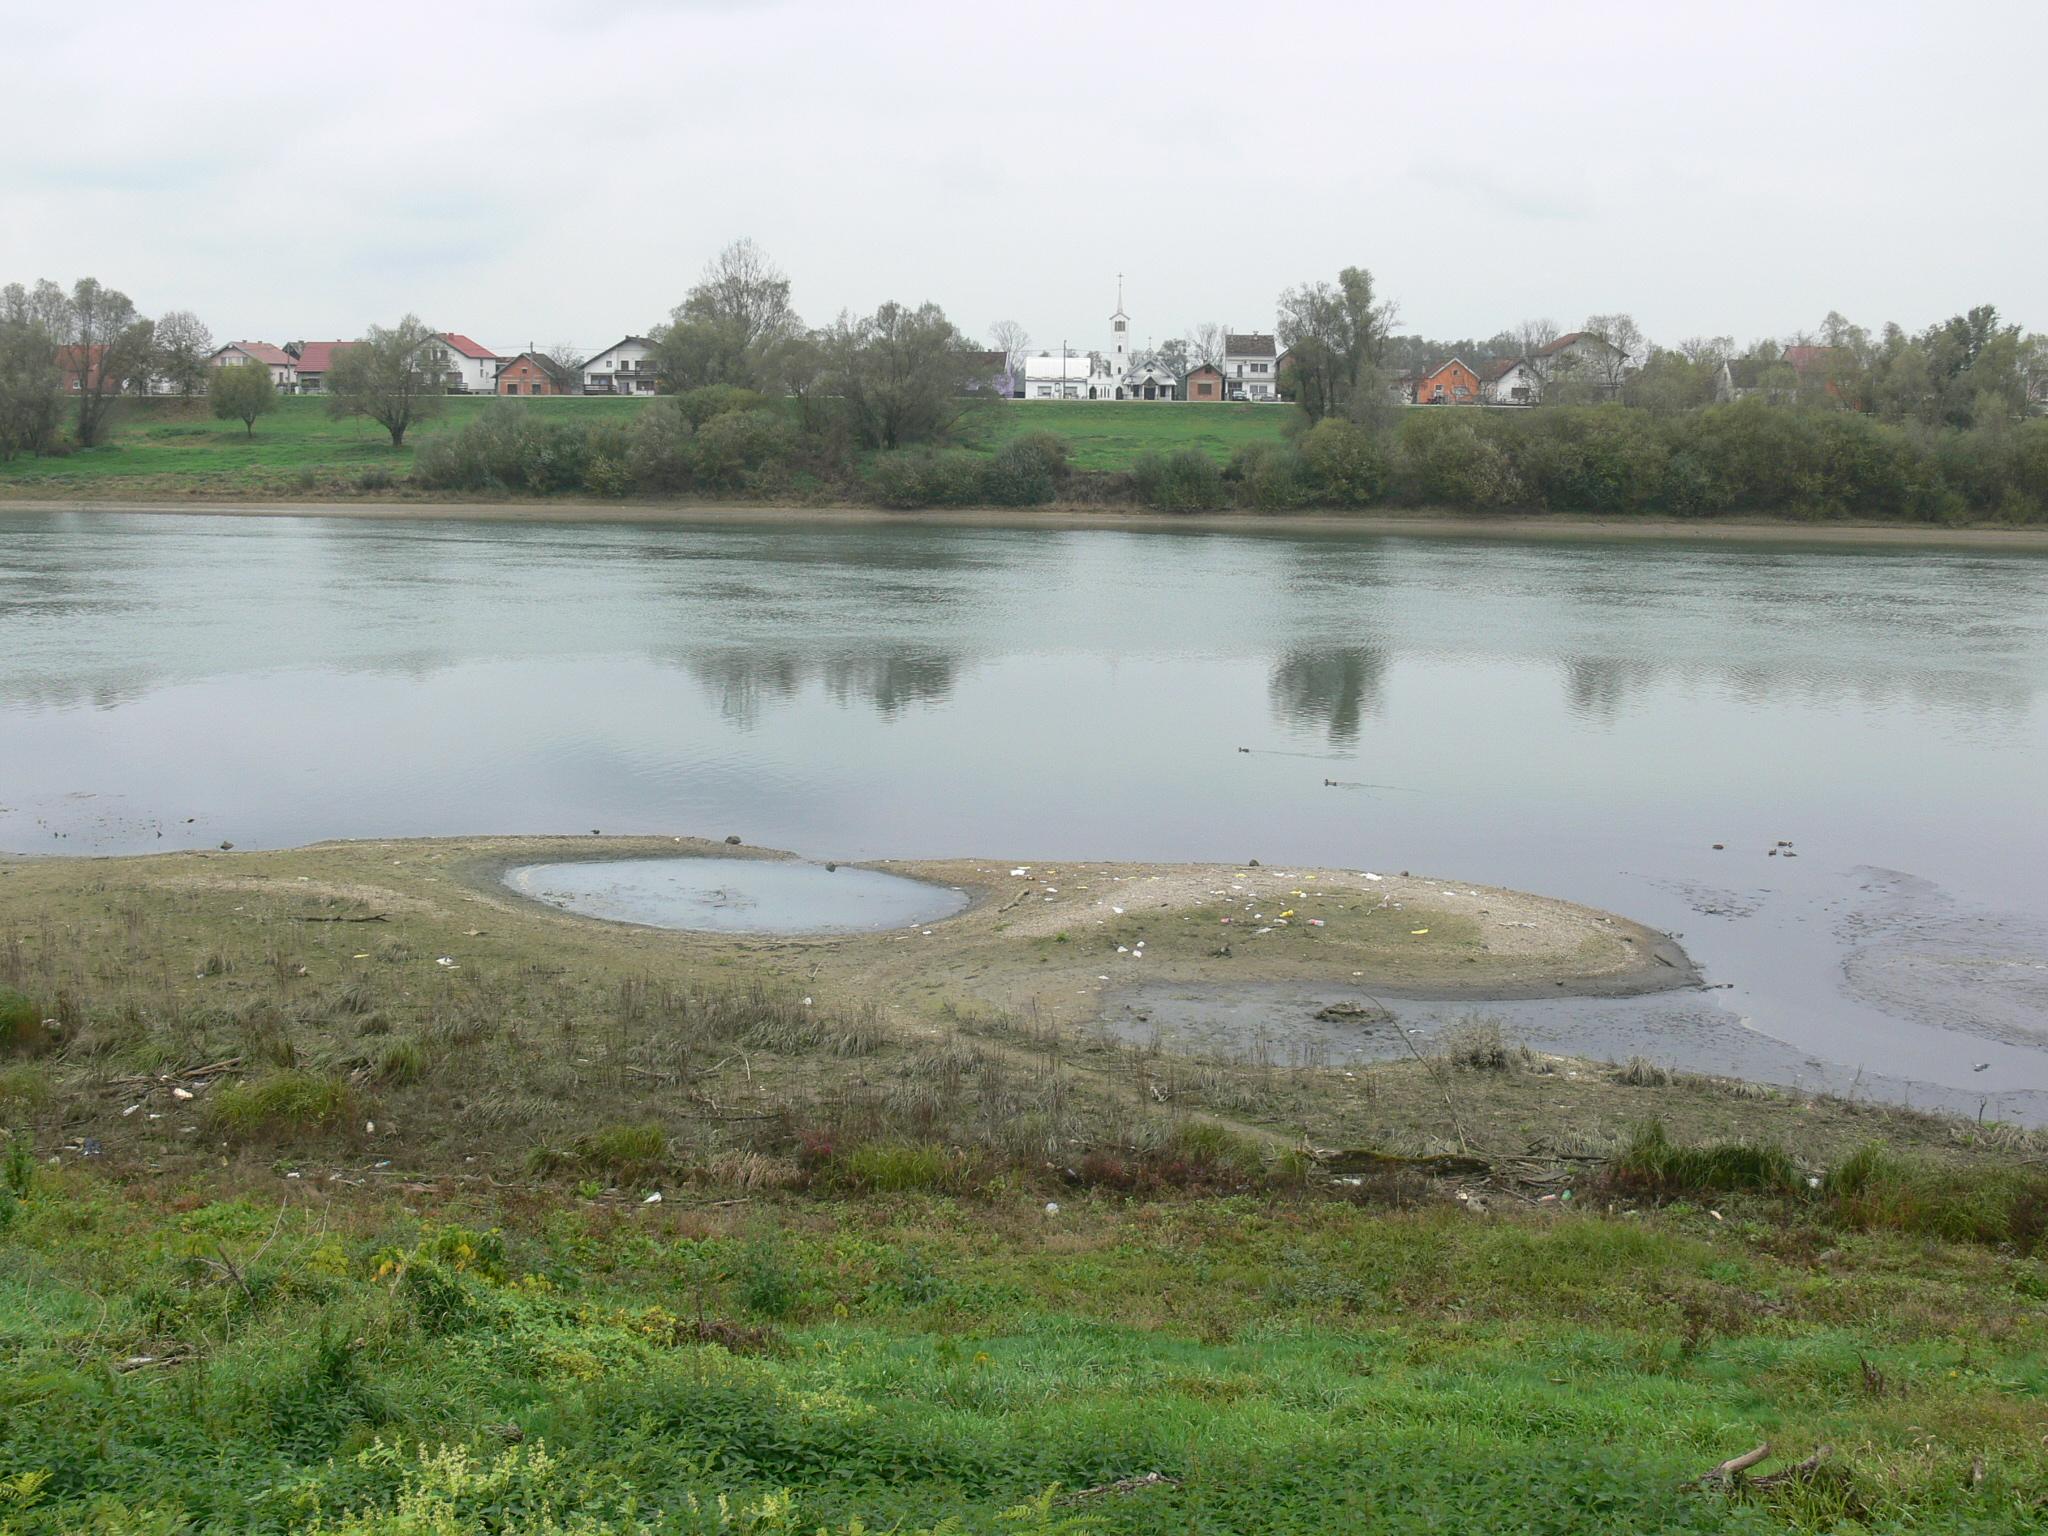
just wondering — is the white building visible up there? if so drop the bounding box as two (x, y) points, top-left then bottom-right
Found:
(583, 335), (660, 395)
(1021, 286), (1177, 401)
(1223, 332), (1278, 400)
(415, 333), (501, 393)
(209, 341), (298, 392)
(1022, 352), (1101, 399)
(1477, 357), (1542, 406)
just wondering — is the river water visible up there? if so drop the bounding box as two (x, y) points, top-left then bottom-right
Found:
(4, 509), (2046, 1117)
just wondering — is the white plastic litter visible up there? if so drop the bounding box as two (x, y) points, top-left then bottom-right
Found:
(643, 1191), (662, 1204)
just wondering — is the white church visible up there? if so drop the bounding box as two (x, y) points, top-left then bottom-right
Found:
(1021, 285), (1178, 402)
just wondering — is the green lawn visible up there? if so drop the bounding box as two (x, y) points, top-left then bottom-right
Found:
(956, 399), (1296, 471)
(0, 395), (1297, 498)
(4, 1174), (2045, 1533)
(0, 397), (647, 497)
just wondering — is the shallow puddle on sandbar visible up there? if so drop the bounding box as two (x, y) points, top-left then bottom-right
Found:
(505, 857), (968, 934)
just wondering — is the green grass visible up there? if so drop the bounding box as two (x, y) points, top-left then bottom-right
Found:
(0, 396), (650, 496)
(957, 399), (1293, 470)
(1, 1174), (2044, 1532)
(0, 395), (1296, 497)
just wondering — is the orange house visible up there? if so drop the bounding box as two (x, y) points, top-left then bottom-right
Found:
(495, 352), (572, 396)
(1184, 363), (1225, 401)
(1416, 357), (1479, 405)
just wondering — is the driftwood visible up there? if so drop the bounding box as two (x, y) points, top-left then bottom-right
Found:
(1693, 1443), (1833, 1492)
(290, 912), (389, 923)
(1057, 1472), (1182, 1505)
(109, 1056), (243, 1088)
(1317, 1148), (1494, 1178)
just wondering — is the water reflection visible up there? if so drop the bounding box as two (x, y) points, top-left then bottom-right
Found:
(686, 648), (957, 726)
(1268, 646), (1388, 744)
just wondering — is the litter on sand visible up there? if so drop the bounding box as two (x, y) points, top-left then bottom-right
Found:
(1410, 928), (1430, 935)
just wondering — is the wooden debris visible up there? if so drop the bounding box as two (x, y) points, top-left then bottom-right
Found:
(1058, 1472), (1182, 1504)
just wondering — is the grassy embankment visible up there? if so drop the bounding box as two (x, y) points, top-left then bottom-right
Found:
(0, 397), (1291, 500)
(4, 839), (2048, 1530)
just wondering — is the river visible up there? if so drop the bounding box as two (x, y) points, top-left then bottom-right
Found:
(4, 508), (2046, 1117)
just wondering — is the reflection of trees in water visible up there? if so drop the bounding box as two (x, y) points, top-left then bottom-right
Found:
(687, 649), (955, 727)
(1268, 646), (1387, 745)
(1560, 655), (1661, 720)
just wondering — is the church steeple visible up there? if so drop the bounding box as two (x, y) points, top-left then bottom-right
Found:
(1110, 273), (1128, 377)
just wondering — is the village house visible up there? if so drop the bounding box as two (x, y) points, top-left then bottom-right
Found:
(285, 341), (353, 395)
(1124, 363), (1177, 401)
(1223, 332), (1278, 401)
(1477, 355), (1540, 406)
(1530, 331), (1629, 398)
(416, 333), (501, 394)
(1417, 357), (1480, 405)
(55, 345), (114, 394)
(1716, 357), (1765, 403)
(1183, 362), (1225, 402)
(1022, 352), (1097, 399)
(582, 336), (660, 395)
(209, 342), (297, 392)
(494, 352), (575, 396)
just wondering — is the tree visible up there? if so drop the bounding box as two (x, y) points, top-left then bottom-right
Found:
(1276, 265), (1399, 422)
(988, 320), (1031, 389)
(0, 284), (64, 460)
(325, 315), (445, 447)
(652, 238), (802, 393)
(64, 278), (154, 446)
(209, 359), (276, 436)
(1188, 322), (1225, 367)
(1581, 313), (1645, 397)
(1515, 317), (1561, 362)
(152, 310), (213, 397)
(1153, 337), (1192, 380)
(821, 300), (977, 449)
(544, 342), (586, 394)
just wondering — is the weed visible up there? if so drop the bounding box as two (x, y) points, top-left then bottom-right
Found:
(1442, 1016), (1518, 1072)
(838, 1140), (971, 1194)
(577, 1121), (668, 1180)
(374, 1038), (428, 1086)
(1607, 1121), (1799, 1200)
(1825, 1143), (2048, 1250)
(205, 1071), (353, 1140)
(0, 987), (52, 1055)
(0, 1064), (49, 1107)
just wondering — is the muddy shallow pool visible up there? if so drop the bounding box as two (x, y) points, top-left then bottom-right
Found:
(505, 857), (968, 934)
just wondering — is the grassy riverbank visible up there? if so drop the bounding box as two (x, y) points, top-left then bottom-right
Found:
(5, 840), (2048, 1530)
(0, 397), (1293, 499)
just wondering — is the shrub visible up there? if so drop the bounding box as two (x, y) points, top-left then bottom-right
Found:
(577, 1121), (668, 1180)
(979, 432), (1068, 506)
(672, 384), (770, 426)
(867, 448), (986, 508)
(1132, 448), (1225, 511)
(1608, 1121), (1798, 1200)
(691, 408), (795, 490)
(1299, 418), (1390, 506)
(412, 405), (589, 494)
(626, 398), (698, 493)
(204, 1071), (353, 1140)
(1227, 441), (1317, 509)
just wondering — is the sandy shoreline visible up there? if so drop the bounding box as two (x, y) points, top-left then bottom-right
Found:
(4, 495), (2045, 548)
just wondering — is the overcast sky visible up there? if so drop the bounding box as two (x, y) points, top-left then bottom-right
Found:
(4, 0), (2041, 359)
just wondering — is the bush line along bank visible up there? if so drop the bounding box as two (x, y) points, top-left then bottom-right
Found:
(407, 390), (2048, 522)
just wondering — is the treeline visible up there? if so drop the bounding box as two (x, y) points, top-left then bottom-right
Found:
(1172, 404), (2048, 522)
(409, 391), (2048, 522)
